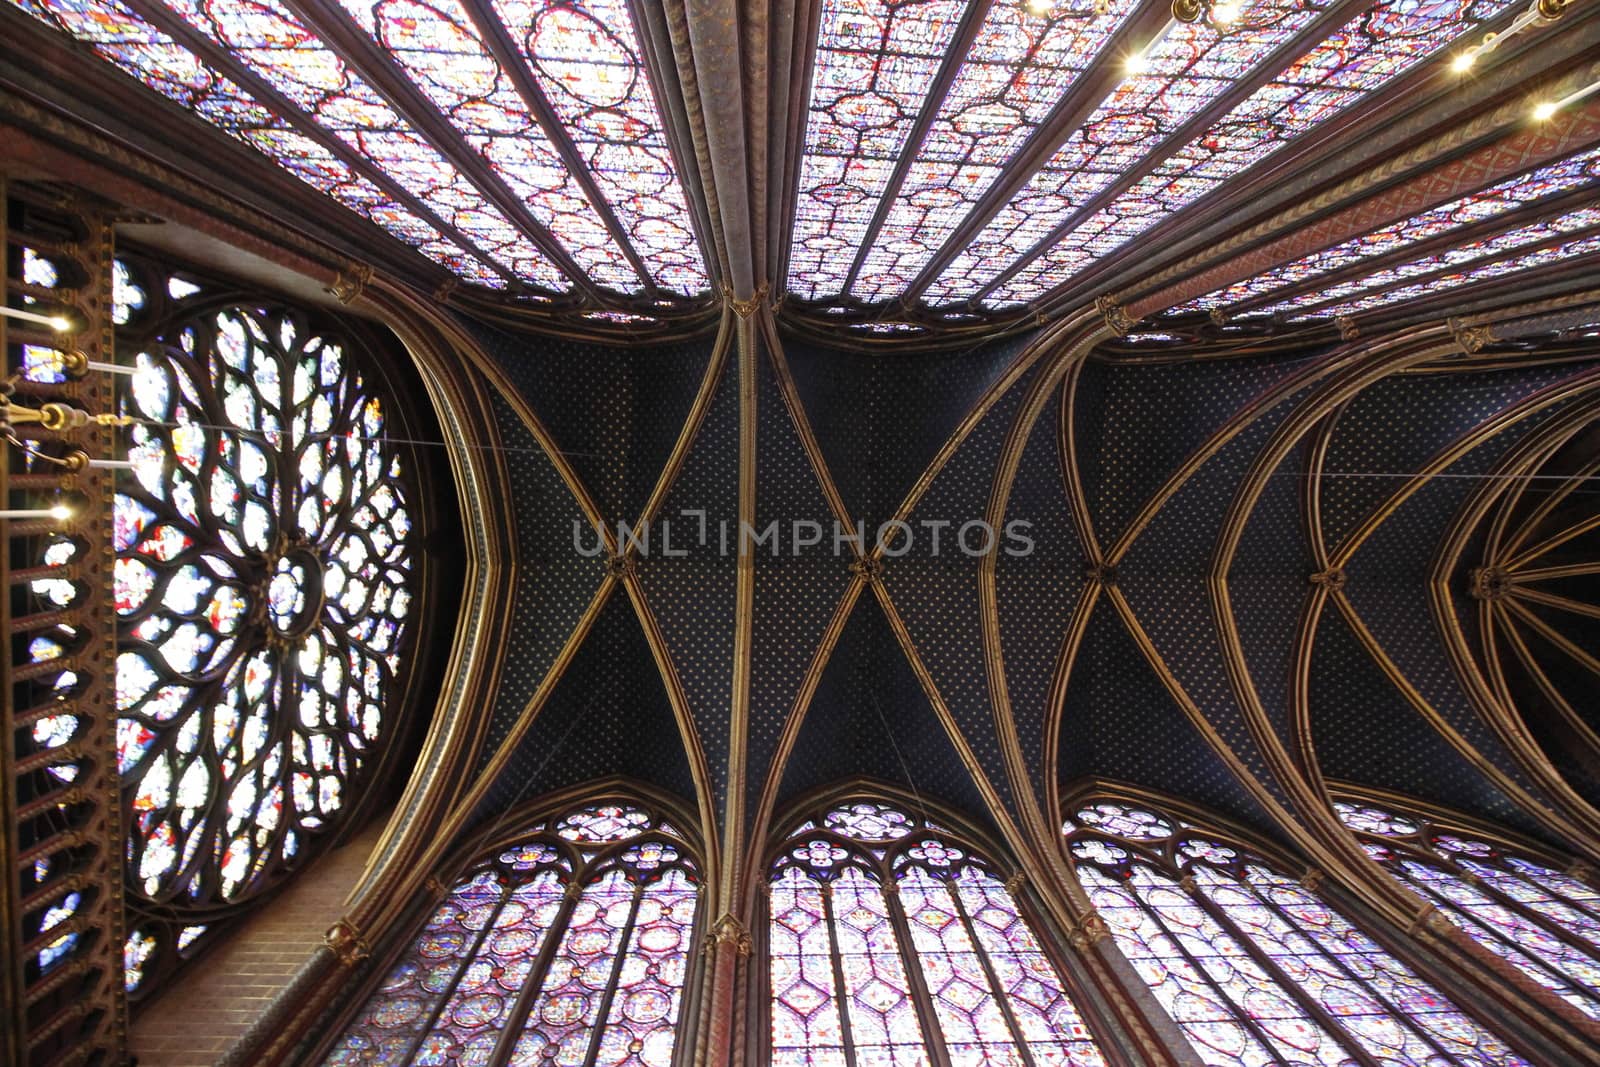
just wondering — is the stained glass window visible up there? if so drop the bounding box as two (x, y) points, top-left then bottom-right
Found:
(1280, 217), (1600, 320)
(768, 797), (1107, 1064)
(13, 0), (520, 289)
(980, 0), (1521, 308)
(1065, 798), (1529, 1066)
(1173, 144), (1600, 314)
(846, 0), (1140, 304)
(1336, 797), (1600, 1020)
(323, 800), (699, 1066)
(925, 0), (1330, 305)
(91, 255), (415, 994)
(14, 0), (710, 297)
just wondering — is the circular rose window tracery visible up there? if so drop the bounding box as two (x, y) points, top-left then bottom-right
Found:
(117, 298), (414, 907)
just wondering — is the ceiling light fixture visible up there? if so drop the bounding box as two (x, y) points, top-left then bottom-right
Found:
(1451, 0), (1569, 75)
(1532, 73), (1600, 120)
(1025, 0), (1053, 14)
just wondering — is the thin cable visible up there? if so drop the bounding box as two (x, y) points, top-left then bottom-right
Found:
(868, 686), (934, 831)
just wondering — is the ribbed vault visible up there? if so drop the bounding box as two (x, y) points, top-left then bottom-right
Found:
(5, 0), (1600, 1062)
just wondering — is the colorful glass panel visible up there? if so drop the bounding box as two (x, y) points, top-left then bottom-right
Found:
(787, 0), (969, 301)
(928, 0), (1328, 304)
(330, 0), (640, 292)
(116, 283), (414, 906)
(770, 798), (1107, 1064)
(989, 0), (1520, 307)
(1067, 799), (1529, 1066)
(1281, 213), (1600, 320)
(1175, 144), (1600, 313)
(491, 0), (709, 295)
(13, 0), (508, 287)
(324, 801), (698, 1066)
(848, 0), (1141, 303)
(1337, 799), (1600, 1020)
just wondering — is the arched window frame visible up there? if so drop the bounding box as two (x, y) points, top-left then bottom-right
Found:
(1059, 781), (1538, 1067)
(311, 783), (709, 1067)
(101, 245), (456, 1000)
(758, 783), (1123, 1067)
(1331, 784), (1600, 1019)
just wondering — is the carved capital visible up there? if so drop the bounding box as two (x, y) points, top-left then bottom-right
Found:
(433, 278), (458, 305)
(1468, 566), (1511, 601)
(323, 918), (371, 966)
(423, 876), (446, 897)
(1448, 316), (1494, 356)
(707, 913), (753, 957)
(1567, 861), (1595, 884)
(1406, 904), (1455, 939)
(1003, 871), (1025, 896)
(1070, 909), (1110, 947)
(1208, 306), (1229, 326)
(1308, 569), (1345, 592)
(1095, 294), (1136, 336)
(848, 555), (885, 584)
(1335, 315), (1360, 341)
(328, 264), (373, 305)
(725, 283), (770, 319)
(1300, 868), (1324, 892)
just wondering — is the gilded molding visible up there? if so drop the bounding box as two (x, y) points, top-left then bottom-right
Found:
(1468, 566), (1511, 601)
(848, 555), (885, 583)
(1068, 909), (1110, 948)
(1082, 562), (1118, 586)
(1308, 569), (1345, 591)
(1448, 316), (1495, 355)
(328, 263), (373, 305)
(724, 283), (770, 318)
(322, 919), (371, 966)
(1095, 293), (1135, 335)
(705, 914), (753, 957)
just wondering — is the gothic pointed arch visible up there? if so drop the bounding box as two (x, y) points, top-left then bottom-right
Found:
(317, 784), (705, 1066)
(760, 782), (1119, 1065)
(1061, 783), (1542, 1066)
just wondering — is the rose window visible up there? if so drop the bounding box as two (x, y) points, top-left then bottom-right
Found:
(117, 301), (414, 906)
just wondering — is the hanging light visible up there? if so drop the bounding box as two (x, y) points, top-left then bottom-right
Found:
(1451, 0), (1569, 75)
(1532, 75), (1600, 121)
(0, 306), (72, 332)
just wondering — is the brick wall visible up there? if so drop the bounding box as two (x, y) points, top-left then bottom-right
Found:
(127, 813), (393, 1066)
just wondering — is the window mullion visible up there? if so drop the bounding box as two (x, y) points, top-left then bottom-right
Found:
(1439, 855), (1600, 976)
(945, 874), (1038, 1067)
(484, 876), (586, 1067)
(1256, 877), (1460, 1064)
(1398, 868), (1600, 1005)
(1123, 873), (1284, 1059)
(397, 880), (514, 1065)
(1184, 873), (1386, 1067)
(818, 880), (861, 1067)
(578, 879), (647, 1067)
(881, 877), (956, 1067)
